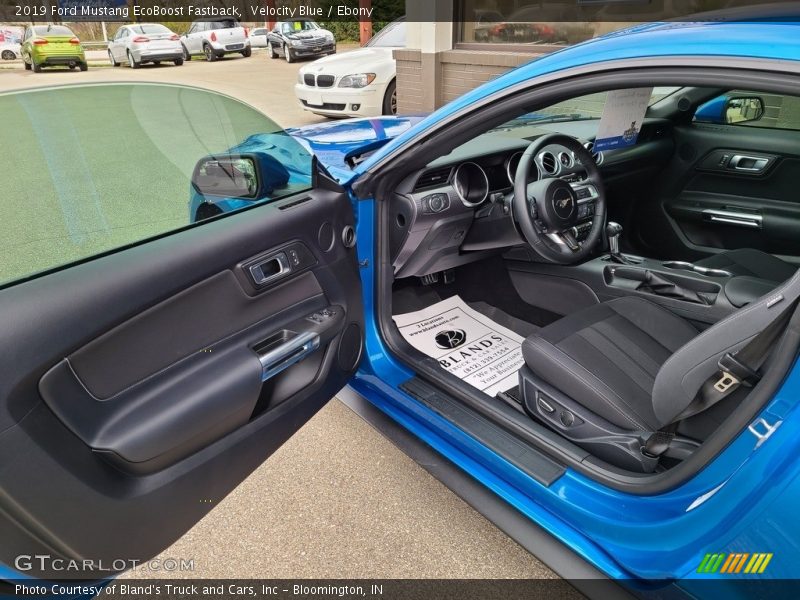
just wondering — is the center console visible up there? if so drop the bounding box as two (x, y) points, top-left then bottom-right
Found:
(505, 229), (780, 326)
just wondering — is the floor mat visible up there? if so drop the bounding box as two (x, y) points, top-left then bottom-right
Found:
(392, 295), (527, 397)
(467, 301), (540, 338)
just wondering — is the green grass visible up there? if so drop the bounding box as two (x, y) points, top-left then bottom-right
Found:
(1, 84), (278, 285)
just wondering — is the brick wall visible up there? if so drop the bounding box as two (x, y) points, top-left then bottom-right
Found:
(394, 48), (545, 113)
(394, 49), (426, 114)
(439, 50), (537, 104)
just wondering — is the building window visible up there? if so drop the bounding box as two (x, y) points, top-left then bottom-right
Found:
(454, 0), (678, 49)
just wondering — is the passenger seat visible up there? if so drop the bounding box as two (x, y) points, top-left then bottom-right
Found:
(695, 248), (797, 283)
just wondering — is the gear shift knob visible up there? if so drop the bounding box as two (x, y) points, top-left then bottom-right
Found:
(606, 221), (622, 256)
(606, 221), (623, 238)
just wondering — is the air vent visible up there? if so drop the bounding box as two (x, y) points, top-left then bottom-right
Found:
(583, 142), (604, 166)
(414, 167), (452, 191)
(539, 151), (558, 175)
(278, 196), (311, 210)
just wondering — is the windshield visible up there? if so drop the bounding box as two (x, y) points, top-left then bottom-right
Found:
(130, 25), (171, 35)
(283, 21), (319, 33)
(208, 20), (239, 30)
(33, 26), (74, 36)
(367, 21), (406, 47)
(496, 87), (681, 128)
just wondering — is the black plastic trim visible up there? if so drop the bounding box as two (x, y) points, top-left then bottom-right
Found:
(400, 378), (566, 486)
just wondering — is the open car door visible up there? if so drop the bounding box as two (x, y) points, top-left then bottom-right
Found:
(0, 83), (363, 580)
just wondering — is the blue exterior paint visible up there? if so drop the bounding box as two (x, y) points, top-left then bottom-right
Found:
(343, 21), (800, 589)
(188, 116), (423, 221)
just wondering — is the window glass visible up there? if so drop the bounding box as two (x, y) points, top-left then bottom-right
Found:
(207, 20), (239, 30)
(33, 25), (74, 37)
(0, 83), (313, 287)
(284, 21), (319, 32)
(130, 25), (171, 35)
(367, 21), (406, 47)
(496, 87), (678, 126)
(454, 0), (712, 45)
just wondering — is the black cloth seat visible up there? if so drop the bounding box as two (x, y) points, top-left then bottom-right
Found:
(695, 248), (796, 283)
(522, 296), (697, 431)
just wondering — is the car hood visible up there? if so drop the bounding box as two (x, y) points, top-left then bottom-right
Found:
(300, 47), (395, 74)
(286, 115), (426, 181)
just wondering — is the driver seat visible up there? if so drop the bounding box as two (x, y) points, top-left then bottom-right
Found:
(519, 268), (800, 472)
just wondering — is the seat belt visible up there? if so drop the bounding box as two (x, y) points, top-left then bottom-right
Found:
(676, 298), (797, 422)
(643, 299), (797, 459)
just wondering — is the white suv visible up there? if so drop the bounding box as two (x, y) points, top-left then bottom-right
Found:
(180, 19), (251, 62)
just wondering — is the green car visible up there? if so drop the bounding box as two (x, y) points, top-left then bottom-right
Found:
(21, 25), (87, 72)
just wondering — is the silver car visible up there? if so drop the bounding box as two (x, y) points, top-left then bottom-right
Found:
(0, 42), (20, 60)
(249, 27), (269, 48)
(108, 24), (183, 68)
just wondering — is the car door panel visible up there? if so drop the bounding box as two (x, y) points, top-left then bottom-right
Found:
(638, 122), (800, 259)
(0, 184), (363, 579)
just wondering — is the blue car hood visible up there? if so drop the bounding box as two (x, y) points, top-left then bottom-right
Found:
(286, 115), (426, 182)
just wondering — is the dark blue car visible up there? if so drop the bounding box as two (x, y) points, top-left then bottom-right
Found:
(3, 17), (800, 597)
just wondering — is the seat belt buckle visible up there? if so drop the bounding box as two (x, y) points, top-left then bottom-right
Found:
(717, 352), (761, 390)
(713, 371), (740, 393)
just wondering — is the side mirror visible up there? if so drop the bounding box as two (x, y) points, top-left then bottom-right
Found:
(724, 96), (765, 124)
(192, 156), (259, 199)
(191, 152), (291, 200)
(695, 94), (765, 125)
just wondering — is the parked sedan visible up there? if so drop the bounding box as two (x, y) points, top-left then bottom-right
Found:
(249, 27), (269, 48)
(267, 20), (335, 63)
(0, 42), (20, 60)
(294, 19), (405, 118)
(108, 24), (183, 68)
(20, 24), (86, 72)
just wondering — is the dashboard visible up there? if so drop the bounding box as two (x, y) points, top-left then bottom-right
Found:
(389, 118), (673, 278)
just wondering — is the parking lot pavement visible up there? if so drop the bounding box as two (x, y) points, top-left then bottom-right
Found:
(123, 400), (557, 579)
(0, 48), (335, 128)
(2, 46), (559, 580)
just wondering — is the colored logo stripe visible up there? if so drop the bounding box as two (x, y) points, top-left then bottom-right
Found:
(697, 553), (772, 574)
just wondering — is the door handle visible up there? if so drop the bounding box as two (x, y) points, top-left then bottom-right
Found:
(248, 252), (290, 286)
(255, 331), (320, 381)
(703, 208), (762, 229)
(728, 155), (769, 172)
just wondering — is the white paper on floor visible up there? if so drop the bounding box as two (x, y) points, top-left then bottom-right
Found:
(392, 295), (525, 397)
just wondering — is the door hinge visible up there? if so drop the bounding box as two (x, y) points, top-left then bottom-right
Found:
(748, 417), (782, 449)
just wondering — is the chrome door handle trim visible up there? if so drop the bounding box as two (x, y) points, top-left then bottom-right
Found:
(729, 155), (769, 172)
(257, 331), (320, 381)
(703, 208), (762, 229)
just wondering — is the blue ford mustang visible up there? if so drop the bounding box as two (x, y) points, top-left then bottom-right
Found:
(4, 18), (800, 598)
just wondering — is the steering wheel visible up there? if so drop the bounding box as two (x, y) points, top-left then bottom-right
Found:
(512, 133), (606, 264)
